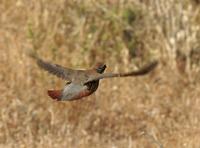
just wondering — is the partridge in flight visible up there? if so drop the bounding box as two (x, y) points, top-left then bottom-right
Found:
(29, 51), (157, 101)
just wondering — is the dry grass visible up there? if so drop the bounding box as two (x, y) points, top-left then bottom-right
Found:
(0, 0), (200, 147)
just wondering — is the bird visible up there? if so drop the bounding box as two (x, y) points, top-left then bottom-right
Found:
(27, 50), (158, 101)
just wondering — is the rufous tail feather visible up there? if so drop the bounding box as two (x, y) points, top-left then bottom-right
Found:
(47, 90), (62, 101)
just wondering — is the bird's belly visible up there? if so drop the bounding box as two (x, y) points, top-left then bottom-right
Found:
(61, 83), (90, 101)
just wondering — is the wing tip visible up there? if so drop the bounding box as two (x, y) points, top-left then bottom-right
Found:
(148, 60), (158, 70)
(140, 60), (158, 74)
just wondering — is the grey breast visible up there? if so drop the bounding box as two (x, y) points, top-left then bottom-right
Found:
(61, 83), (88, 100)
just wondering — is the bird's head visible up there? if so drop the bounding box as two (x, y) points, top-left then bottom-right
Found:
(93, 62), (106, 74)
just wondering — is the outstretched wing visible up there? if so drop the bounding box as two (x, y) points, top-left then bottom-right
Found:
(26, 49), (77, 81)
(36, 58), (75, 81)
(84, 61), (158, 84)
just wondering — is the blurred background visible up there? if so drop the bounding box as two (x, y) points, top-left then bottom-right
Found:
(0, 0), (200, 147)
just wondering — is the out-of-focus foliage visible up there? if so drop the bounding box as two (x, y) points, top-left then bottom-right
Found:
(0, 0), (200, 147)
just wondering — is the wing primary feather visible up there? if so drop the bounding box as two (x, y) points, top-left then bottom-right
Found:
(26, 49), (75, 81)
(36, 59), (67, 80)
(118, 60), (158, 77)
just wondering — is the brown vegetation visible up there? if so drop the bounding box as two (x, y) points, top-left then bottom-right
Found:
(0, 0), (200, 147)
